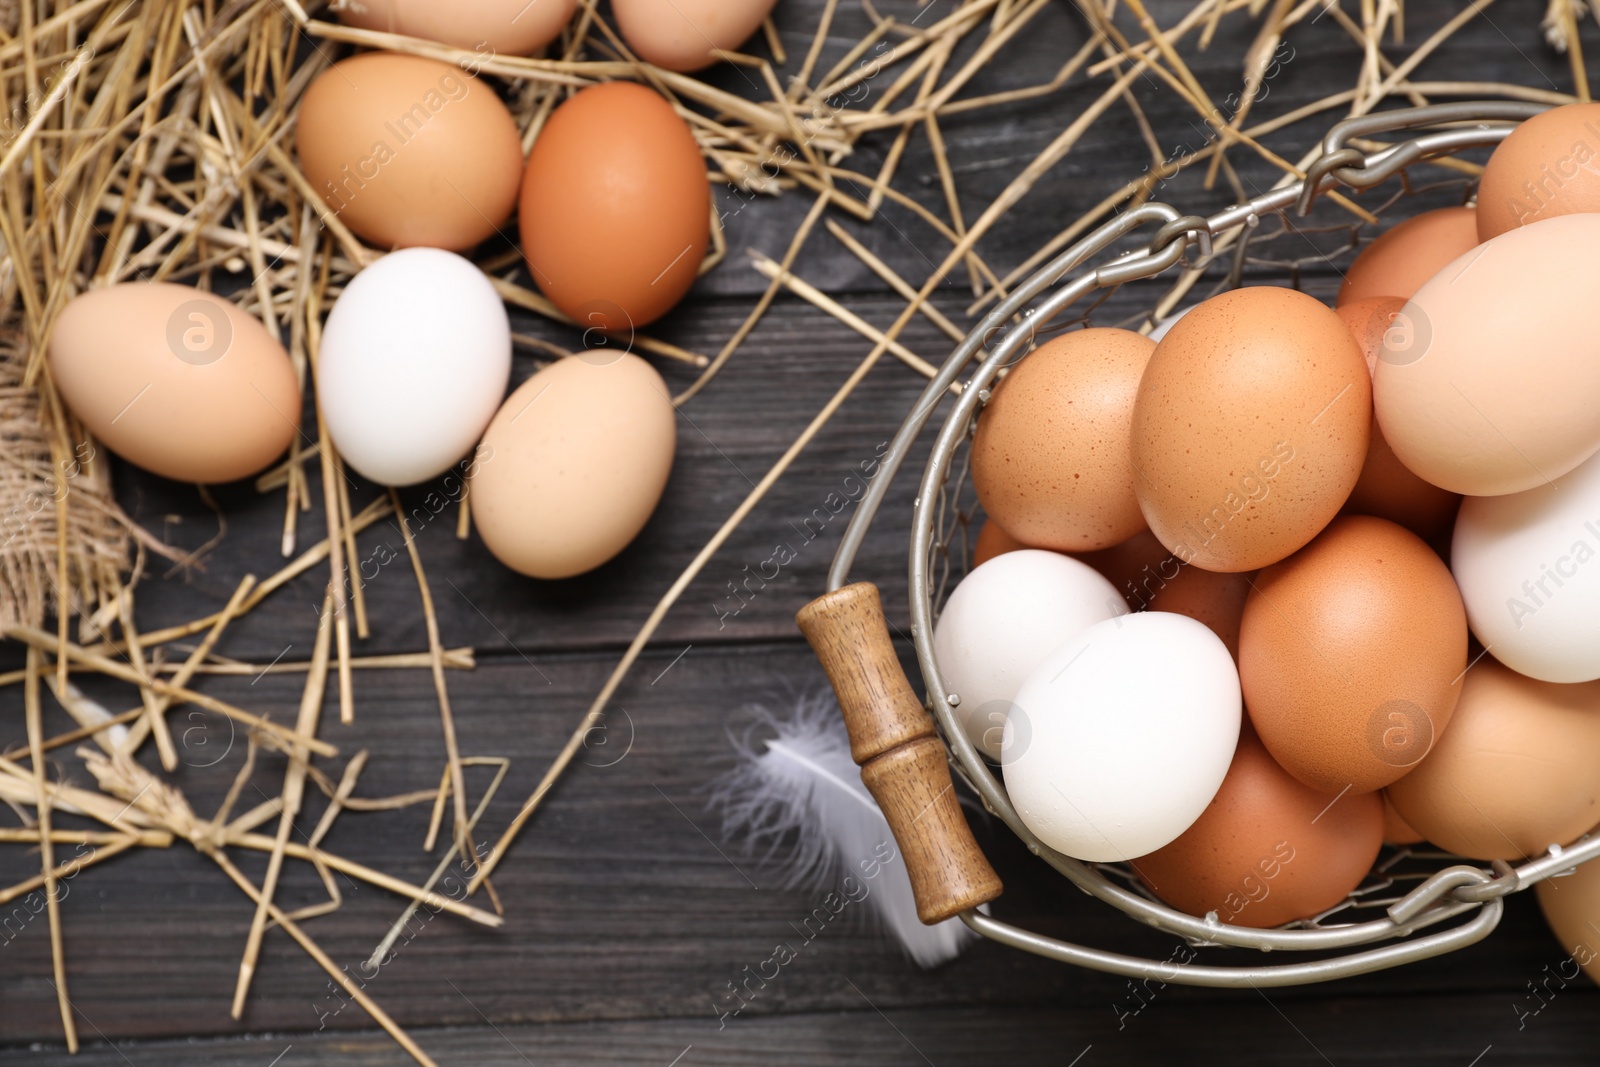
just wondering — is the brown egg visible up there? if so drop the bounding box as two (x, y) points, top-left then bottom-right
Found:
(1069, 527), (1251, 656)
(1135, 730), (1383, 929)
(1477, 103), (1600, 240)
(1536, 850), (1600, 984)
(1130, 287), (1370, 572)
(1143, 563), (1253, 660)
(339, 0), (577, 55)
(1073, 528), (1170, 606)
(519, 82), (709, 332)
(470, 352), (676, 579)
(48, 283), (301, 484)
(612, 0), (777, 72)
(1336, 206), (1479, 306)
(296, 54), (523, 251)
(972, 518), (1030, 567)
(1381, 793), (1425, 845)
(1386, 660), (1600, 861)
(1335, 297), (1461, 539)
(1240, 515), (1467, 795)
(971, 328), (1154, 551)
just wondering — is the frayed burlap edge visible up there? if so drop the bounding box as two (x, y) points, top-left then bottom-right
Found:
(0, 333), (129, 631)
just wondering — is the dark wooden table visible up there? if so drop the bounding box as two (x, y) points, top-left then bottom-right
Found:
(5, 2), (1597, 1063)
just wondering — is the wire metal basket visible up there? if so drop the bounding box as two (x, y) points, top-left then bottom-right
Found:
(798, 102), (1600, 988)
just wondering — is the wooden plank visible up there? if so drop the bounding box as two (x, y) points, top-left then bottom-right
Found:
(13, 992), (1600, 1065)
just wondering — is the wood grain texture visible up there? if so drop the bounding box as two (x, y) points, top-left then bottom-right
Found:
(797, 584), (934, 766)
(798, 583), (1002, 923)
(4, 0), (1598, 1061)
(13, 994), (1600, 1066)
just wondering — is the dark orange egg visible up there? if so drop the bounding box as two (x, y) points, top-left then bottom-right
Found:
(519, 82), (709, 331)
(1240, 515), (1467, 795)
(1135, 730), (1383, 929)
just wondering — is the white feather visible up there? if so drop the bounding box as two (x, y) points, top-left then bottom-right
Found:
(710, 690), (980, 970)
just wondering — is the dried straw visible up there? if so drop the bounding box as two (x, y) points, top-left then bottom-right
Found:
(0, 0), (1579, 1061)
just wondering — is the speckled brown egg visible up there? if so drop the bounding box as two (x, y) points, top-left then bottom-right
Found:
(972, 518), (1031, 567)
(1336, 297), (1461, 539)
(971, 328), (1154, 552)
(1477, 103), (1600, 240)
(1130, 287), (1370, 572)
(1336, 206), (1479, 306)
(1386, 659), (1600, 861)
(1240, 515), (1467, 795)
(1134, 729), (1383, 929)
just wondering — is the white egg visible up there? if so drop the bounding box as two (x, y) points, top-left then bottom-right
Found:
(1453, 448), (1600, 682)
(319, 248), (511, 486)
(1002, 612), (1240, 862)
(933, 549), (1126, 761)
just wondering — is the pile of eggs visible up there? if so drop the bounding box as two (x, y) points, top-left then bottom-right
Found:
(937, 102), (1600, 943)
(46, 0), (779, 580)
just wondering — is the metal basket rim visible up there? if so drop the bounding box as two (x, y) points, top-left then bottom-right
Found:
(824, 100), (1600, 986)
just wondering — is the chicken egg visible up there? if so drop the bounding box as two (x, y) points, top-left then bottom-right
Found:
(1374, 213), (1600, 497)
(1134, 729), (1383, 929)
(340, 0), (577, 55)
(972, 328), (1155, 551)
(1072, 529), (1250, 656)
(1385, 658), (1600, 861)
(317, 249), (511, 487)
(1130, 287), (1370, 572)
(1240, 515), (1467, 795)
(470, 353), (675, 579)
(1452, 446), (1600, 683)
(1381, 793), (1424, 845)
(612, 0), (777, 72)
(1145, 304), (1199, 342)
(1536, 849), (1600, 984)
(1003, 612), (1240, 861)
(1336, 206), (1479, 306)
(933, 549), (1126, 761)
(1073, 528), (1170, 604)
(1477, 102), (1600, 240)
(519, 82), (710, 332)
(49, 283), (300, 484)
(1140, 561), (1252, 661)
(296, 53), (523, 251)
(971, 518), (1031, 567)
(1336, 297), (1460, 539)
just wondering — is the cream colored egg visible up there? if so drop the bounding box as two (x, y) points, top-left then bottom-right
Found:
(612, 0), (777, 72)
(48, 283), (301, 483)
(470, 353), (676, 579)
(340, 0), (577, 56)
(1374, 214), (1600, 496)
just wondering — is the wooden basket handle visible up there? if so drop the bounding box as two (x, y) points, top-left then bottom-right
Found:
(796, 582), (1002, 925)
